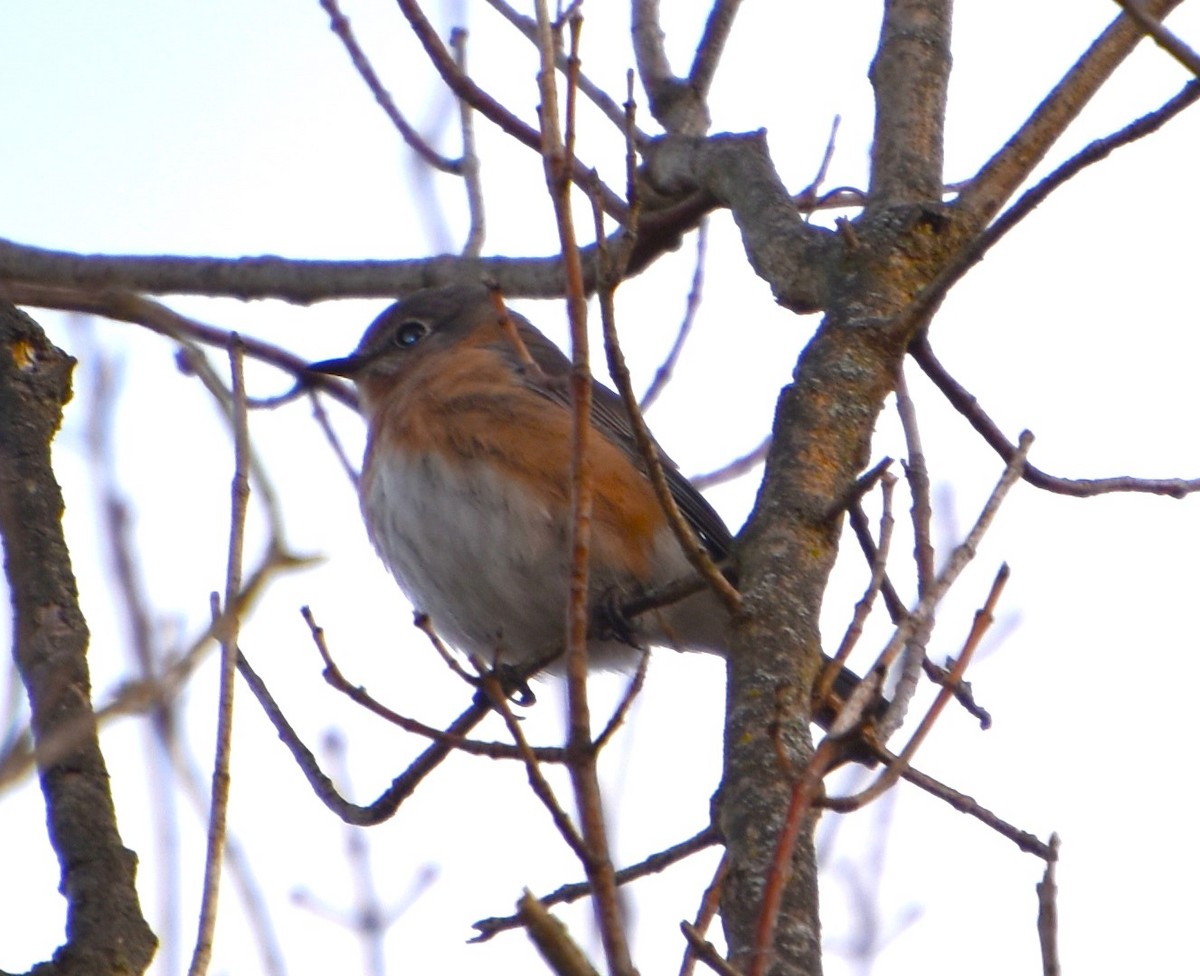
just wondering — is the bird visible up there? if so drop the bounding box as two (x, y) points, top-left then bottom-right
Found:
(308, 283), (733, 674)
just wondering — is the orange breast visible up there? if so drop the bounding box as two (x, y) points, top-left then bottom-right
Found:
(363, 340), (666, 581)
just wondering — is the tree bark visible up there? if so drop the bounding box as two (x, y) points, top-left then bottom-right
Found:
(0, 301), (156, 976)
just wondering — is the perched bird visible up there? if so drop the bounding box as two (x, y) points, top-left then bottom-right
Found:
(309, 284), (732, 673)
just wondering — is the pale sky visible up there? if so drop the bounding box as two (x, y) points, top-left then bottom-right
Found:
(2, 3), (1199, 975)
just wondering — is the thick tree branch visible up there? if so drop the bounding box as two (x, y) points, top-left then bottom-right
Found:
(867, 0), (953, 207)
(643, 132), (836, 311)
(0, 301), (157, 975)
(631, 0), (710, 133)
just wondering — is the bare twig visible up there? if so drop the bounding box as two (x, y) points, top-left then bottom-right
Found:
(1113, 0), (1200, 76)
(595, 272), (741, 614)
(900, 79), (1200, 345)
(829, 564), (1009, 810)
(681, 921), (743, 976)
(235, 647), (494, 826)
(794, 116), (842, 212)
(689, 434), (771, 490)
(308, 389), (361, 487)
(451, 28), (488, 256)
(816, 473), (896, 709)
(960, 0), (1186, 224)
(188, 337), (252, 976)
(911, 333), (1200, 498)
(679, 853), (730, 976)
(475, 671), (590, 864)
(517, 891), (602, 976)
(302, 607), (553, 761)
(536, 12), (633, 974)
(1037, 834), (1062, 976)
(395, 0), (626, 218)
(880, 757), (1055, 859)
(591, 651), (651, 752)
(0, 282), (358, 409)
(482, 0), (648, 141)
(640, 219), (708, 411)
(472, 825), (721, 941)
(890, 368), (934, 731)
(319, 0), (463, 172)
(862, 434), (1031, 742)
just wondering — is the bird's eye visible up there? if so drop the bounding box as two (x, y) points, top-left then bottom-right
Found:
(393, 320), (428, 348)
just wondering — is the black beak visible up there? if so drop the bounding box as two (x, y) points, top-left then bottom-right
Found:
(307, 353), (365, 379)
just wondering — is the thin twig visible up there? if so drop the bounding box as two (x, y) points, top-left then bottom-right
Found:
(319, 0), (463, 172)
(863, 756), (1055, 859)
(536, 11), (634, 974)
(482, 0), (648, 142)
(188, 337), (252, 976)
(0, 282), (358, 409)
(451, 28), (488, 256)
(816, 473), (896, 708)
(890, 368), (934, 732)
(472, 825), (721, 941)
(922, 78), (1200, 340)
(846, 497), (994, 728)
(595, 265), (741, 614)
(236, 648), (493, 826)
(1113, 0), (1200, 75)
(395, 0), (626, 219)
(794, 115), (842, 213)
(476, 672), (590, 863)
(640, 219), (709, 411)
(679, 853), (730, 976)
(911, 333), (1200, 498)
(1037, 834), (1062, 976)
(960, 0), (1185, 223)
(829, 564), (1009, 810)
(517, 891), (602, 976)
(681, 921), (743, 976)
(862, 434), (1031, 742)
(689, 434), (771, 490)
(302, 607), (554, 761)
(591, 651), (651, 752)
(308, 389), (360, 488)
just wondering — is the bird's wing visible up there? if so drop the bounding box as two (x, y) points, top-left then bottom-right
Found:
(506, 320), (733, 562)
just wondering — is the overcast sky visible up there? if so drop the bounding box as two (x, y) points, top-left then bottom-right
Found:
(2, 3), (1199, 975)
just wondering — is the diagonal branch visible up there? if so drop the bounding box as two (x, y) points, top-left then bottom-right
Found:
(393, 0), (627, 218)
(1112, 0), (1200, 76)
(688, 0), (744, 97)
(959, 0), (1185, 225)
(911, 334), (1200, 498)
(320, 0), (464, 173)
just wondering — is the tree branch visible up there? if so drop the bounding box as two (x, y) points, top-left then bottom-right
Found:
(959, 0), (1185, 225)
(867, 0), (953, 207)
(0, 301), (157, 975)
